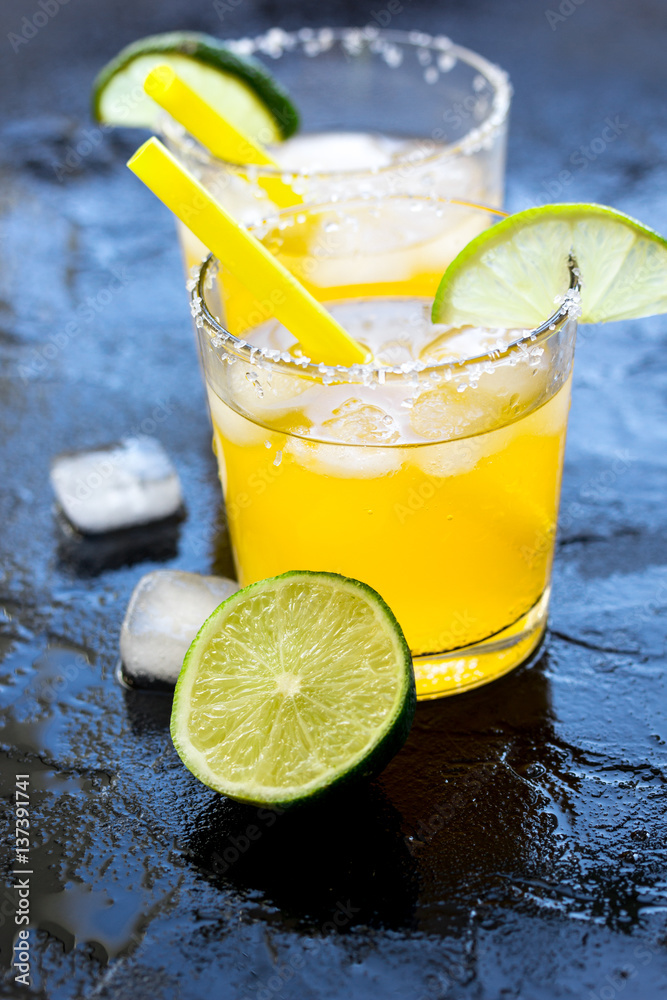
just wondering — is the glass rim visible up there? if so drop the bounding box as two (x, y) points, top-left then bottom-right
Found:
(164, 26), (512, 179)
(192, 195), (580, 383)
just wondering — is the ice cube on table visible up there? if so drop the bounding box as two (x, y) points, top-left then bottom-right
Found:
(120, 570), (239, 687)
(50, 437), (182, 534)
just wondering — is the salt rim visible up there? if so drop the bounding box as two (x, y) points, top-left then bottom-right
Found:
(190, 220), (581, 387)
(162, 27), (512, 177)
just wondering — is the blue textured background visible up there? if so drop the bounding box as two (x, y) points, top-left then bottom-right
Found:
(0, 1), (666, 997)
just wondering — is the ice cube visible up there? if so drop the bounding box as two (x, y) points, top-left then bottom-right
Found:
(322, 397), (400, 444)
(483, 354), (551, 419)
(411, 424), (514, 478)
(274, 132), (404, 172)
(120, 570), (238, 687)
(409, 363), (558, 478)
(420, 325), (510, 364)
(409, 381), (500, 440)
(207, 385), (266, 448)
(286, 435), (403, 479)
(374, 339), (416, 366)
(208, 356), (313, 446)
(50, 437), (183, 535)
(227, 360), (312, 418)
(420, 325), (552, 424)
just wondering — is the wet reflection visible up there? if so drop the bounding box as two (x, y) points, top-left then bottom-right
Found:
(380, 652), (584, 934)
(121, 681), (173, 733)
(124, 643), (656, 941)
(209, 502), (237, 581)
(0, 639), (143, 967)
(186, 781), (418, 933)
(176, 653), (582, 939)
(55, 509), (183, 577)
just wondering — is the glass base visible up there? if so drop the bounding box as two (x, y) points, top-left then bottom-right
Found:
(413, 588), (550, 700)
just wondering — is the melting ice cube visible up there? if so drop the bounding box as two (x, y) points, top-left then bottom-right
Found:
(50, 437), (182, 534)
(419, 325), (510, 364)
(273, 131), (409, 172)
(120, 569), (238, 688)
(284, 398), (404, 479)
(409, 382), (500, 440)
(322, 397), (400, 444)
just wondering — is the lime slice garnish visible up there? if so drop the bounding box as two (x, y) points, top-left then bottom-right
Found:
(91, 31), (299, 141)
(432, 203), (667, 328)
(170, 571), (416, 807)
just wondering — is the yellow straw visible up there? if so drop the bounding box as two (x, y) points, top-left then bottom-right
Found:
(143, 65), (301, 210)
(127, 138), (367, 367)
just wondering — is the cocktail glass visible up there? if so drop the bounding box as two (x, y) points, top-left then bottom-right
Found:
(190, 196), (578, 698)
(165, 27), (511, 271)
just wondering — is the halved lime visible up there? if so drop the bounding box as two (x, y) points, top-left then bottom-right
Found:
(170, 571), (416, 807)
(433, 203), (667, 328)
(92, 31), (299, 142)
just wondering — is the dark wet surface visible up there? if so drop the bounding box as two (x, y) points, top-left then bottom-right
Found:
(1, 0), (667, 997)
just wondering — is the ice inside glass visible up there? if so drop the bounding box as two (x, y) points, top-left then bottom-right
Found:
(191, 197), (578, 698)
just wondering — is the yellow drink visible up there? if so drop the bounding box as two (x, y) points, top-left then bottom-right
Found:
(175, 130), (501, 276)
(166, 27), (512, 270)
(192, 199), (578, 697)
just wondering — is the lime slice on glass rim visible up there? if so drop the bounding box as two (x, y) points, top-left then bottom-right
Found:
(91, 31), (299, 142)
(433, 203), (667, 328)
(170, 571), (416, 808)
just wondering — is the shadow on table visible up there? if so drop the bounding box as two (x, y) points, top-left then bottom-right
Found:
(149, 648), (583, 936)
(185, 780), (419, 933)
(55, 509), (184, 576)
(378, 650), (585, 934)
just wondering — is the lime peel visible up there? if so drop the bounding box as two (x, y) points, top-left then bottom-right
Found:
(170, 571), (416, 808)
(92, 30), (299, 142)
(432, 203), (667, 329)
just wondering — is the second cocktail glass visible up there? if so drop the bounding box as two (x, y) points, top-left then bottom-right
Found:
(165, 27), (512, 270)
(190, 196), (578, 699)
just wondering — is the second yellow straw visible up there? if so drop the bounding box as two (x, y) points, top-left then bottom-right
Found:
(127, 137), (367, 367)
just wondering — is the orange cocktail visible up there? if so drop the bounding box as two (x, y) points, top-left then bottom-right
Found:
(192, 198), (577, 697)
